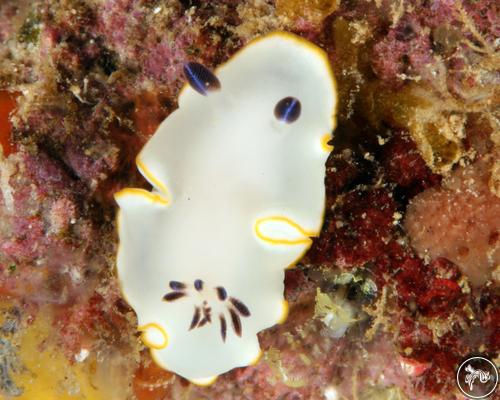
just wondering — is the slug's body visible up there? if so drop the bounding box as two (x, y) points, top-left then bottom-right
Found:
(115, 32), (337, 384)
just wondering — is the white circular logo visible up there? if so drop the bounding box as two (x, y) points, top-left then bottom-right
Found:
(456, 356), (498, 399)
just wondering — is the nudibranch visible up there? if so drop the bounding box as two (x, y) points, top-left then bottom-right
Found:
(115, 32), (337, 385)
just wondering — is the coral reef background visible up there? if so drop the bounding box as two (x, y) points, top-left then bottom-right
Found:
(0, 0), (498, 399)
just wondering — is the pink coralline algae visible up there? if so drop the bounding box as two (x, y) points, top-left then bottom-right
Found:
(54, 285), (133, 360)
(462, 0), (500, 40)
(371, 16), (434, 86)
(0, 151), (103, 304)
(405, 156), (500, 287)
(0, 2), (17, 43)
(96, 0), (219, 87)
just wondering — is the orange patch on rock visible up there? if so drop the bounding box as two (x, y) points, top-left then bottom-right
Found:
(133, 353), (173, 400)
(0, 91), (19, 156)
(276, 0), (338, 24)
(132, 92), (171, 138)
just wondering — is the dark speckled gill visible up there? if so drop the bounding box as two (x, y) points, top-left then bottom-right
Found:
(169, 281), (186, 290)
(163, 292), (186, 302)
(194, 279), (204, 291)
(216, 286), (227, 301)
(219, 314), (227, 342)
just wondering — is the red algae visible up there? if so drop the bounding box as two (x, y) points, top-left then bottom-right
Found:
(381, 131), (442, 196)
(395, 256), (465, 317)
(329, 188), (397, 268)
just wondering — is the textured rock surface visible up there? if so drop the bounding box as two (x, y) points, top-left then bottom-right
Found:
(0, 1), (498, 399)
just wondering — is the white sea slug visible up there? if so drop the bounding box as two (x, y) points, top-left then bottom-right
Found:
(115, 32), (337, 385)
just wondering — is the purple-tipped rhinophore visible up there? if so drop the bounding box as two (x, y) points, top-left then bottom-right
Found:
(274, 96), (301, 123)
(183, 62), (221, 96)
